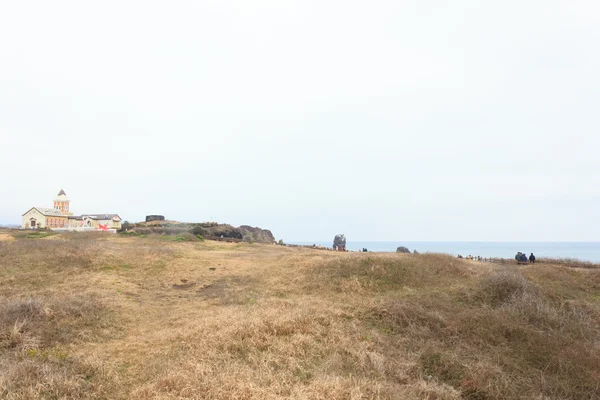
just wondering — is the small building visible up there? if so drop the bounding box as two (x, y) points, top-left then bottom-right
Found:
(22, 207), (68, 229)
(79, 214), (122, 230)
(21, 189), (122, 231)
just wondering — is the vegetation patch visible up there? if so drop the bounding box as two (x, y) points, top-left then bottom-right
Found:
(306, 253), (468, 293)
(1, 233), (599, 399)
(0, 294), (121, 399)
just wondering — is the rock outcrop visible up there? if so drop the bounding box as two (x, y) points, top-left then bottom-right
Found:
(128, 220), (275, 243)
(396, 246), (411, 253)
(333, 234), (346, 250)
(238, 225), (276, 243)
(201, 223), (243, 239)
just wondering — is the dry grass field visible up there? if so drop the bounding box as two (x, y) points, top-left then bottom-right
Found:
(1, 230), (599, 399)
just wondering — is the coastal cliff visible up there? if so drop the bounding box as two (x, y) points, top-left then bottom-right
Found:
(127, 220), (276, 243)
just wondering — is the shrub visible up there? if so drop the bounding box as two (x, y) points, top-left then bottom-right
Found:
(192, 225), (207, 236)
(118, 221), (132, 233)
(119, 230), (143, 237)
(475, 270), (532, 307)
(160, 232), (198, 242)
(25, 232), (55, 239)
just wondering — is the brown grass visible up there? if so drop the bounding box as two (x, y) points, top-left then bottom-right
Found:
(0, 232), (599, 399)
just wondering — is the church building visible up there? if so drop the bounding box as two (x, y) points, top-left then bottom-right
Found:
(22, 189), (122, 231)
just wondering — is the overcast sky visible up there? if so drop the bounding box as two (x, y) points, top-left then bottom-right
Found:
(1, 1), (599, 241)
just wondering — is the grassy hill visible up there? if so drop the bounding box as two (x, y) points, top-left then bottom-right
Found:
(126, 220), (276, 243)
(1, 231), (599, 399)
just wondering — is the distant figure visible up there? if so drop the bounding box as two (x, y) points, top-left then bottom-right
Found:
(520, 253), (528, 263)
(529, 253), (536, 263)
(457, 254), (463, 259)
(363, 248), (368, 252)
(515, 252), (522, 261)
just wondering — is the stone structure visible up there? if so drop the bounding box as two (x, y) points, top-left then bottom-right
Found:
(333, 234), (346, 251)
(21, 189), (122, 231)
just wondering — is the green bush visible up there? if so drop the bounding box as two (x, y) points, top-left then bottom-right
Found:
(117, 221), (132, 233)
(26, 232), (56, 239)
(119, 231), (144, 237)
(161, 232), (198, 242)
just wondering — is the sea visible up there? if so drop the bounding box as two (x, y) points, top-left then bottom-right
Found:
(290, 241), (600, 262)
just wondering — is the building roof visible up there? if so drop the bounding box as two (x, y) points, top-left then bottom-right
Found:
(80, 214), (121, 220)
(22, 207), (67, 217)
(54, 189), (69, 202)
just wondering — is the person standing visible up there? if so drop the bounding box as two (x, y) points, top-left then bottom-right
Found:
(529, 253), (536, 263)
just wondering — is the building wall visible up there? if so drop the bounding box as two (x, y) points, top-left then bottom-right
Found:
(47, 217), (67, 229)
(85, 219), (122, 229)
(68, 219), (84, 228)
(53, 201), (72, 215)
(22, 209), (47, 229)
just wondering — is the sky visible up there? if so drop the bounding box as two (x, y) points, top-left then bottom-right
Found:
(1, 0), (599, 241)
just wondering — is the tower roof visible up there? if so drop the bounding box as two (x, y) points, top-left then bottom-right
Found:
(54, 189), (69, 202)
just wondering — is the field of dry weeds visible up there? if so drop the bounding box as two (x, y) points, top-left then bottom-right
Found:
(1, 231), (599, 399)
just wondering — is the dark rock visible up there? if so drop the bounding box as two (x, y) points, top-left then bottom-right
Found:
(206, 224), (243, 239)
(396, 246), (411, 253)
(146, 215), (165, 222)
(333, 234), (346, 250)
(238, 225), (276, 243)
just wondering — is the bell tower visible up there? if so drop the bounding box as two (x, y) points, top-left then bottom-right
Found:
(53, 189), (72, 215)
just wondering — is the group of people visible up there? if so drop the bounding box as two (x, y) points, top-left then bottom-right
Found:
(457, 253), (537, 263)
(457, 255), (487, 261)
(516, 252), (536, 263)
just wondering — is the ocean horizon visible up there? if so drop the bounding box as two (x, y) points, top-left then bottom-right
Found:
(290, 241), (600, 262)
